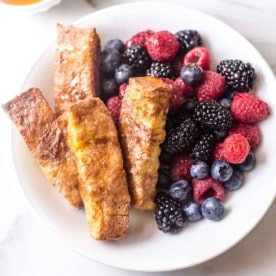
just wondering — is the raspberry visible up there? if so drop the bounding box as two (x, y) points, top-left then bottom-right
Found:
(169, 87), (185, 112)
(171, 55), (184, 76)
(125, 29), (154, 48)
(192, 177), (224, 204)
(183, 47), (210, 70)
(118, 83), (128, 99)
(162, 78), (185, 112)
(174, 77), (195, 98)
(213, 143), (225, 161)
(170, 152), (194, 181)
(219, 133), (250, 164)
(213, 142), (224, 160)
(195, 71), (226, 101)
(146, 30), (179, 62)
(231, 93), (270, 123)
(106, 96), (121, 125)
(229, 123), (261, 149)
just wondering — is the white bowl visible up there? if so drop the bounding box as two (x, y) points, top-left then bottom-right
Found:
(10, 1), (276, 272)
(0, 0), (62, 14)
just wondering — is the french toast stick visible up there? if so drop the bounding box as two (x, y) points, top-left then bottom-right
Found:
(118, 77), (172, 210)
(2, 88), (82, 209)
(54, 24), (101, 115)
(59, 98), (130, 240)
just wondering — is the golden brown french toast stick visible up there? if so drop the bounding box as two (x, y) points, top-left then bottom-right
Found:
(54, 24), (101, 115)
(2, 88), (82, 208)
(59, 98), (130, 240)
(118, 77), (172, 210)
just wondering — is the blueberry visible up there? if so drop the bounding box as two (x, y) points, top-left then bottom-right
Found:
(222, 89), (237, 99)
(238, 151), (256, 172)
(190, 161), (209, 179)
(169, 180), (192, 202)
(214, 129), (228, 141)
(211, 160), (233, 182)
(115, 64), (133, 84)
(219, 98), (232, 109)
(201, 197), (224, 221)
(100, 78), (118, 101)
(100, 48), (121, 75)
(104, 39), (124, 53)
(223, 168), (244, 190)
(180, 63), (204, 86)
(183, 201), (203, 221)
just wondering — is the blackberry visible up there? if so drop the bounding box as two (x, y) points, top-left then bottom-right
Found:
(217, 59), (256, 91)
(166, 101), (197, 130)
(154, 192), (186, 233)
(192, 100), (233, 131)
(190, 132), (216, 162)
(163, 116), (200, 154)
(159, 150), (174, 165)
(157, 164), (172, 190)
(165, 110), (187, 132)
(146, 61), (173, 79)
(123, 45), (151, 75)
(178, 97), (198, 115)
(175, 30), (202, 54)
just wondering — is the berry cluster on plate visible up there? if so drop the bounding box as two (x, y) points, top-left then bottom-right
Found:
(99, 29), (270, 234)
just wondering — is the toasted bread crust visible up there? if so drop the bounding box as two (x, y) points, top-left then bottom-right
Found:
(2, 88), (82, 208)
(54, 24), (101, 115)
(60, 98), (130, 240)
(118, 77), (172, 210)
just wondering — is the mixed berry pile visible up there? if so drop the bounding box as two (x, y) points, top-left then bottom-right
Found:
(99, 29), (270, 234)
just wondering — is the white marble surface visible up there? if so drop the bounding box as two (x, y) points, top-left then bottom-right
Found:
(0, 0), (275, 275)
